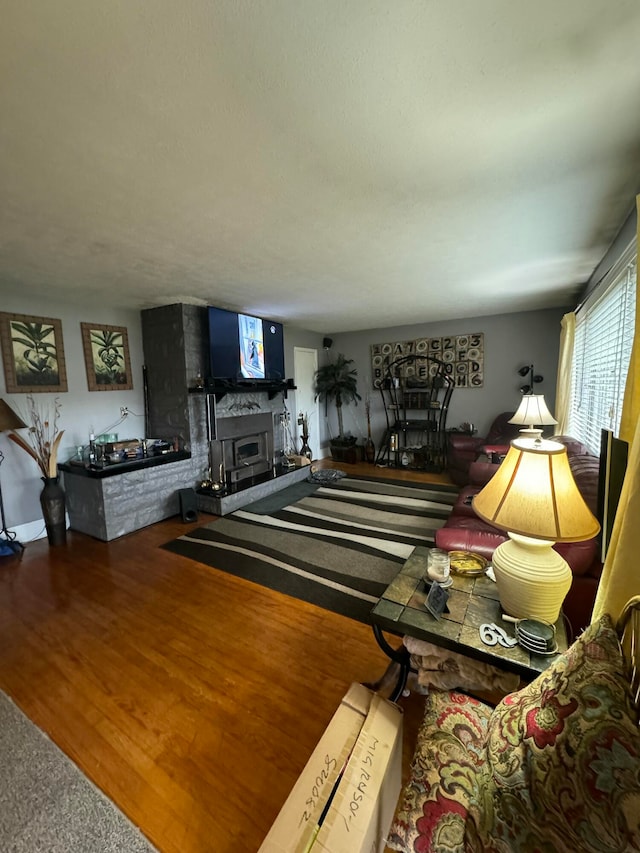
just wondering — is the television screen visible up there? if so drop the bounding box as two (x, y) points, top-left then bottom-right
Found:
(238, 313), (265, 379)
(208, 307), (285, 382)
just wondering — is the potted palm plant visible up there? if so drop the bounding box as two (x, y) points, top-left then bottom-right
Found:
(314, 353), (362, 462)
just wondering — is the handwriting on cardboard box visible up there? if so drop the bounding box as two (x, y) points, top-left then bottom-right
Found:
(299, 753), (338, 827)
(342, 735), (380, 831)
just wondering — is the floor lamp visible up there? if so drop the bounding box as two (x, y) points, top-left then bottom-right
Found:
(0, 399), (27, 555)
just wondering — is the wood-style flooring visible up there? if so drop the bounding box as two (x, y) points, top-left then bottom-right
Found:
(0, 460), (453, 852)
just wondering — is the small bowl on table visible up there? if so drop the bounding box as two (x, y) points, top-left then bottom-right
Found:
(448, 551), (488, 577)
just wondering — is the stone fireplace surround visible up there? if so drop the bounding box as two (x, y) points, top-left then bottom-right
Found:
(139, 303), (309, 521)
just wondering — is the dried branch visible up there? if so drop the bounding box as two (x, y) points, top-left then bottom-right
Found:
(8, 395), (64, 479)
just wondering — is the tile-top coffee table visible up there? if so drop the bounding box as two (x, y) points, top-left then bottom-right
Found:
(370, 546), (568, 699)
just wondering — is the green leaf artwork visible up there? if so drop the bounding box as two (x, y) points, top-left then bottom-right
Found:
(10, 320), (60, 386)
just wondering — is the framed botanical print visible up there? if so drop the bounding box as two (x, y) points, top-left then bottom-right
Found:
(81, 322), (133, 391)
(0, 312), (68, 393)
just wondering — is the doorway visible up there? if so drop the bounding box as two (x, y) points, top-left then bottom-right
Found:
(293, 347), (320, 461)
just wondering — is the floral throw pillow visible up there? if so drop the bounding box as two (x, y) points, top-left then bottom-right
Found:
(387, 689), (492, 852)
(477, 614), (640, 852)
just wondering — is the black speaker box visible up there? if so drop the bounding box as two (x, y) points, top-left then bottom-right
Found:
(323, 336), (333, 349)
(178, 487), (198, 523)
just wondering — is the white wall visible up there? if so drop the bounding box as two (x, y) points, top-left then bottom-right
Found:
(0, 285), (567, 537)
(0, 293), (325, 535)
(283, 325), (325, 379)
(321, 306), (569, 451)
(1, 284), (146, 534)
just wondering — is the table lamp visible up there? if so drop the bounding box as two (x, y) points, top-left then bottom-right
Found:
(473, 437), (600, 623)
(508, 394), (557, 439)
(0, 398), (27, 554)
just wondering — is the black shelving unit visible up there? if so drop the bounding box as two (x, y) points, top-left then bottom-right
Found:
(375, 355), (453, 471)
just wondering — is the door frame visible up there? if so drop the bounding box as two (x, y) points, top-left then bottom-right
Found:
(293, 346), (320, 461)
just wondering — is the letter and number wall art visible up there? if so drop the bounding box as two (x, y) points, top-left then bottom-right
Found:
(370, 332), (484, 388)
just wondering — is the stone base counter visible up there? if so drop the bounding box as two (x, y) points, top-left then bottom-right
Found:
(60, 452), (195, 541)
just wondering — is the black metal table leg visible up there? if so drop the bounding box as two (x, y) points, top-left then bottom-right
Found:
(369, 624), (412, 703)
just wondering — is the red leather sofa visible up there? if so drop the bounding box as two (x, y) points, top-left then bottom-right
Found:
(447, 412), (521, 486)
(436, 436), (602, 638)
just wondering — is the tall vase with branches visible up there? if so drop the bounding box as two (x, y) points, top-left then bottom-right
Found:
(8, 395), (64, 478)
(8, 395), (66, 545)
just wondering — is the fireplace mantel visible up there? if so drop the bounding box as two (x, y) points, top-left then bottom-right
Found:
(189, 379), (295, 402)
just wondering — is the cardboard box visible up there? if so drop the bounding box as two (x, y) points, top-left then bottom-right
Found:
(259, 683), (372, 853)
(313, 693), (403, 853)
(287, 455), (312, 467)
(259, 684), (403, 853)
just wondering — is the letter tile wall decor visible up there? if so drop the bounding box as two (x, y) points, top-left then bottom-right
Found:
(370, 332), (484, 389)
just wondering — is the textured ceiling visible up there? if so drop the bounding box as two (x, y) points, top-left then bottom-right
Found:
(2, 1), (640, 333)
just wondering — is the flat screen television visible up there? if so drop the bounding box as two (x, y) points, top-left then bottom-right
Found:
(208, 306), (285, 382)
(597, 428), (628, 562)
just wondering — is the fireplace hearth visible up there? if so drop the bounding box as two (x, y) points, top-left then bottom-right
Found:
(197, 400), (311, 516)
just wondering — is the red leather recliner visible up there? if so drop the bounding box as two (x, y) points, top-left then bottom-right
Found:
(447, 412), (521, 486)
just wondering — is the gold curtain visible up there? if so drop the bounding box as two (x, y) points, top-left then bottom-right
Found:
(618, 197), (640, 445)
(554, 312), (575, 435)
(591, 195), (640, 624)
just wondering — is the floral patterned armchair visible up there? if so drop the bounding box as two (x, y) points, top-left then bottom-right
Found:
(387, 602), (640, 852)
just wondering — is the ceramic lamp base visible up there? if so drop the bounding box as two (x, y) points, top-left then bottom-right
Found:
(492, 532), (572, 623)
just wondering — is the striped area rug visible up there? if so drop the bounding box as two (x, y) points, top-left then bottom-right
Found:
(162, 476), (458, 623)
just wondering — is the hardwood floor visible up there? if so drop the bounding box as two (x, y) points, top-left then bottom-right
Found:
(0, 460), (453, 852)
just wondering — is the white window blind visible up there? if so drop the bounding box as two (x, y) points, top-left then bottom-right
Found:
(567, 250), (636, 455)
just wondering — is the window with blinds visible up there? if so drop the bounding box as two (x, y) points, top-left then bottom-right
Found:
(567, 249), (636, 455)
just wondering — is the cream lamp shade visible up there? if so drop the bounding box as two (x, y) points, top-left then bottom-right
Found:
(508, 394), (558, 439)
(473, 437), (600, 623)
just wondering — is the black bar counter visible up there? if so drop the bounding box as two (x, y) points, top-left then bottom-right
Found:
(59, 449), (191, 478)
